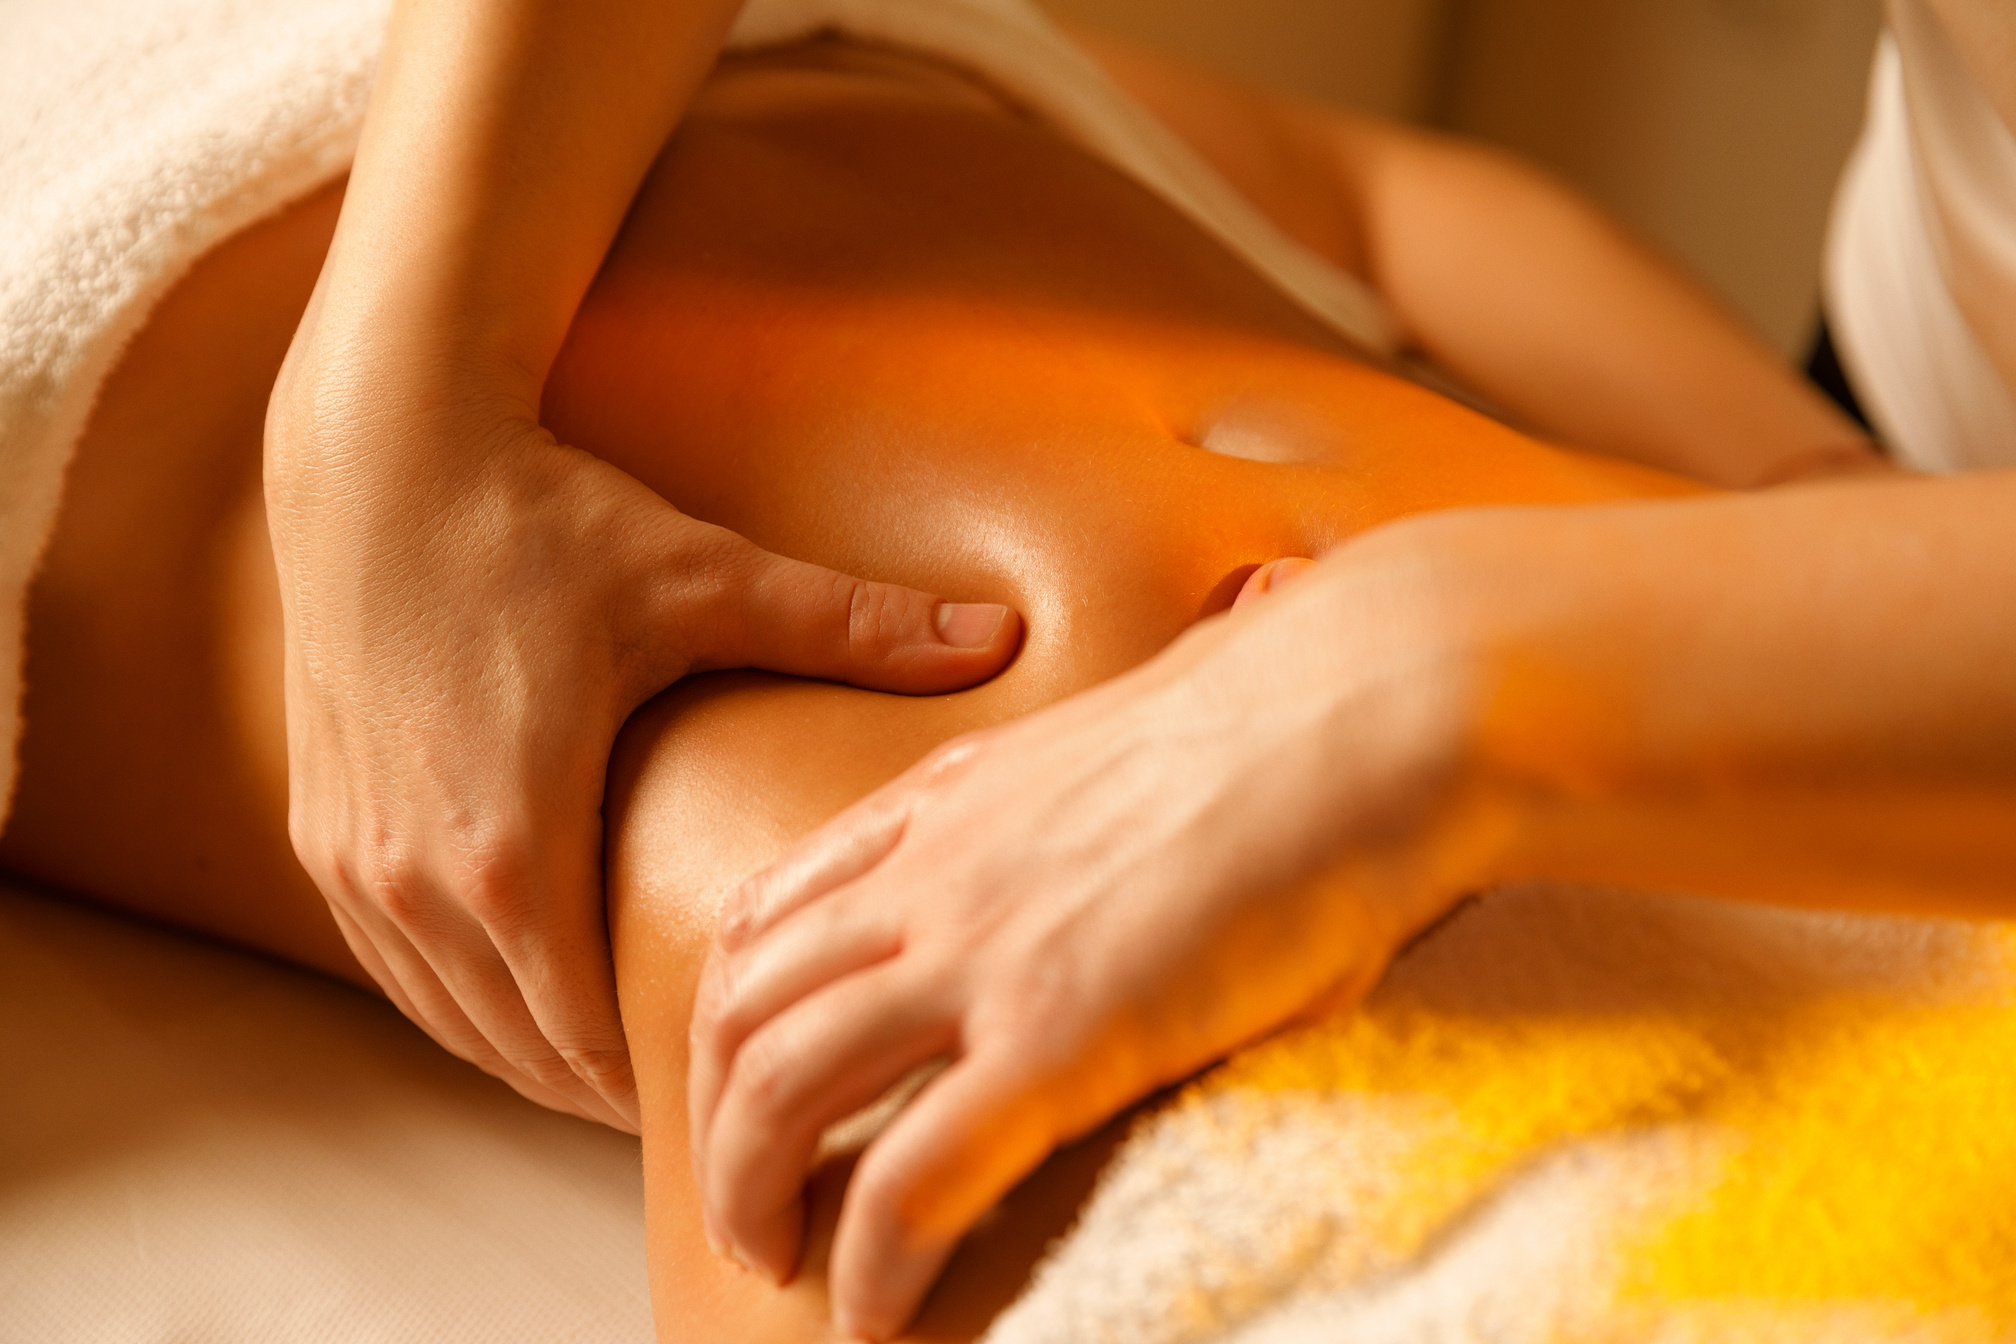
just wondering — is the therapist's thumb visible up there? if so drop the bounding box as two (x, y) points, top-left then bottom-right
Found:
(687, 538), (1021, 694)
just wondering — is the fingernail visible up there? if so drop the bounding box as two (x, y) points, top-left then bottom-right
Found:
(934, 602), (1009, 650)
(1236, 558), (1316, 610)
(1264, 557), (1316, 591)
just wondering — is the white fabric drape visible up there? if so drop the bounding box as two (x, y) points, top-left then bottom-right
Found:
(1825, 0), (2016, 472)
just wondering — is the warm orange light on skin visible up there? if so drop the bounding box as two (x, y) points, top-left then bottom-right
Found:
(503, 73), (2015, 1343)
(564, 125), (1701, 1323)
(18, 34), (1999, 1344)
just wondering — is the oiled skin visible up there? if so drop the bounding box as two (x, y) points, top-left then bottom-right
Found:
(559, 45), (1691, 1339)
(1, 44), (1690, 1342)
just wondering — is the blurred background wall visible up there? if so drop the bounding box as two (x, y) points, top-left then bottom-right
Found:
(1037, 0), (1885, 355)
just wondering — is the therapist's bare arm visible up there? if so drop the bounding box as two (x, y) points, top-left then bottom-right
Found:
(692, 469), (2016, 1339)
(1474, 474), (2016, 905)
(1927, 0), (2016, 133)
(1079, 32), (1877, 488)
(266, 0), (1019, 1131)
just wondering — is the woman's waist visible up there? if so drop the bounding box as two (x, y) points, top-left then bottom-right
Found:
(544, 43), (1700, 723)
(549, 38), (1365, 430)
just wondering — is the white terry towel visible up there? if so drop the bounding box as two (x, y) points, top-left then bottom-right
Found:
(0, 0), (1398, 822)
(0, 0), (391, 821)
(985, 885), (2016, 1344)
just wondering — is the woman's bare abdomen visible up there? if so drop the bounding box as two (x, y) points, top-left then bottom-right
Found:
(0, 42), (1691, 1341)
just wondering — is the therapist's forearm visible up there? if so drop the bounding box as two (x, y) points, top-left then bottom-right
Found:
(1062, 32), (1870, 491)
(1331, 123), (1874, 489)
(305, 0), (747, 404)
(1362, 471), (2016, 916)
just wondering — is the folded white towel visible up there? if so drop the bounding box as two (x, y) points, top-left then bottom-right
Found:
(0, 0), (1396, 821)
(0, 0), (389, 819)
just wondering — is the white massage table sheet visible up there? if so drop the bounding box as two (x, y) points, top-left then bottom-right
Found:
(0, 881), (653, 1344)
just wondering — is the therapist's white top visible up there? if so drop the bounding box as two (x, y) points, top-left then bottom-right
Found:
(1827, 0), (2016, 471)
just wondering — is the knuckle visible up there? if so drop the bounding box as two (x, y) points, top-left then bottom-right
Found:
(286, 809), (365, 902)
(682, 524), (761, 601)
(485, 1031), (584, 1096)
(844, 579), (885, 660)
(494, 1040), (584, 1094)
(690, 955), (741, 1037)
(284, 808), (328, 876)
(353, 846), (430, 928)
(292, 841), (351, 904)
(562, 1043), (636, 1099)
(846, 579), (927, 663)
(849, 1156), (935, 1255)
(445, 839), (538, 935)
(729, 1028), (794, 1116)
(714, 881), (763, 949)
(424, 1016), (509, 1073)
(918, 732), (988, 786)
(288, 806), (434, 931)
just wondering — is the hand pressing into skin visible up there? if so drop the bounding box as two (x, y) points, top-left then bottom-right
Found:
(268, 386), (1019, 1133)
(688, 545), (1512, 1339)
(690, 467), (2016, 1339)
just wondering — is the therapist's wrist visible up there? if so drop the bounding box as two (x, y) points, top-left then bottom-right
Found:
(1213, 515), (1536, 930)
(1381, 502), (1731, 892)
(1307, 508), (1632, 899)
(267, 286), (550, 486)
(300, 273), (563, 409)
(277, 192), (570, 436)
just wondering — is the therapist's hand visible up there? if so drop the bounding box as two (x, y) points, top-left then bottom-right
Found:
(688, 547), (1508, 1338)
(266, 379), (1020, 1134)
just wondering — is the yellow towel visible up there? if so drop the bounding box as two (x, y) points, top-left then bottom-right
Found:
(988, 885), (2016, 1344)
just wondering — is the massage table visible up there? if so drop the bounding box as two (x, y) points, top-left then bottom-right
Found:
(0, 881), (653, 1343)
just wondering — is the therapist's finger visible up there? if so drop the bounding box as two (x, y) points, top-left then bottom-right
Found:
(325, 900), (448, 1045)
(434, 939), (633, 1131)
(829, 1050), (1076, 1342)
(716, 738), (985, 952)
(473, 850), (642, 1133)
(1233, 557), (1316, 610)
(675, 527), (1021, 695)
(703, 964), (960, 1284)
(689, 892), (906, 1182)
(334, 857), (631, 1129)
(326, 897), (605, 1123)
